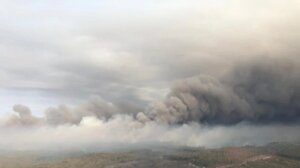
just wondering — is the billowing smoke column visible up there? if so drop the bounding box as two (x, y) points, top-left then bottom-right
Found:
(1, 57), (300, 151)
(2, 58), (300, 127)
(143, 58), (300, 125)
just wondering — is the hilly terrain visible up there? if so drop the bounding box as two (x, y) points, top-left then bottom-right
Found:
(1, 142), (300, 168)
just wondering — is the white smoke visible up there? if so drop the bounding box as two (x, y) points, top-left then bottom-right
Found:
(0, 113), (300, 151)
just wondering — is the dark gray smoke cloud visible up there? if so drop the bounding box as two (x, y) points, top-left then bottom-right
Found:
(3, 58), (300, 127)
(1, 58), (300, 151)
(144, 58), (300, 125)
(2, 57), (300, 127)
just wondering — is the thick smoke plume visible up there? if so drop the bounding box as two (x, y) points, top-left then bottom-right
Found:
(144, 58), (300, 125)
(2, 58), (300, 127)
(1, 58), (300, 151)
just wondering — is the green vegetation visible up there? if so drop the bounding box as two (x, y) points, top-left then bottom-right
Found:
(167, 147), (259, 167)
(1, 142), (300, 168)
(167, 143), (300, 168)
(240, 157), (300, 168)
(264, 142), (300, 160)
(0, 152), (135, 168)
(34, 153), (135, 168)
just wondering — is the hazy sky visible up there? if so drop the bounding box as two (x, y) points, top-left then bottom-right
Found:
(1, 0), (300, 115)
(1, 0), (300, 151)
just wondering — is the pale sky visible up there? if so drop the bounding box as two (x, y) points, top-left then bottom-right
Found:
(1, 0), (300, 151)
(1, 0), (300, 115)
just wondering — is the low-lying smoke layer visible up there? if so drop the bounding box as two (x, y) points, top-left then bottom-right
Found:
(0, 115), (300, 151)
